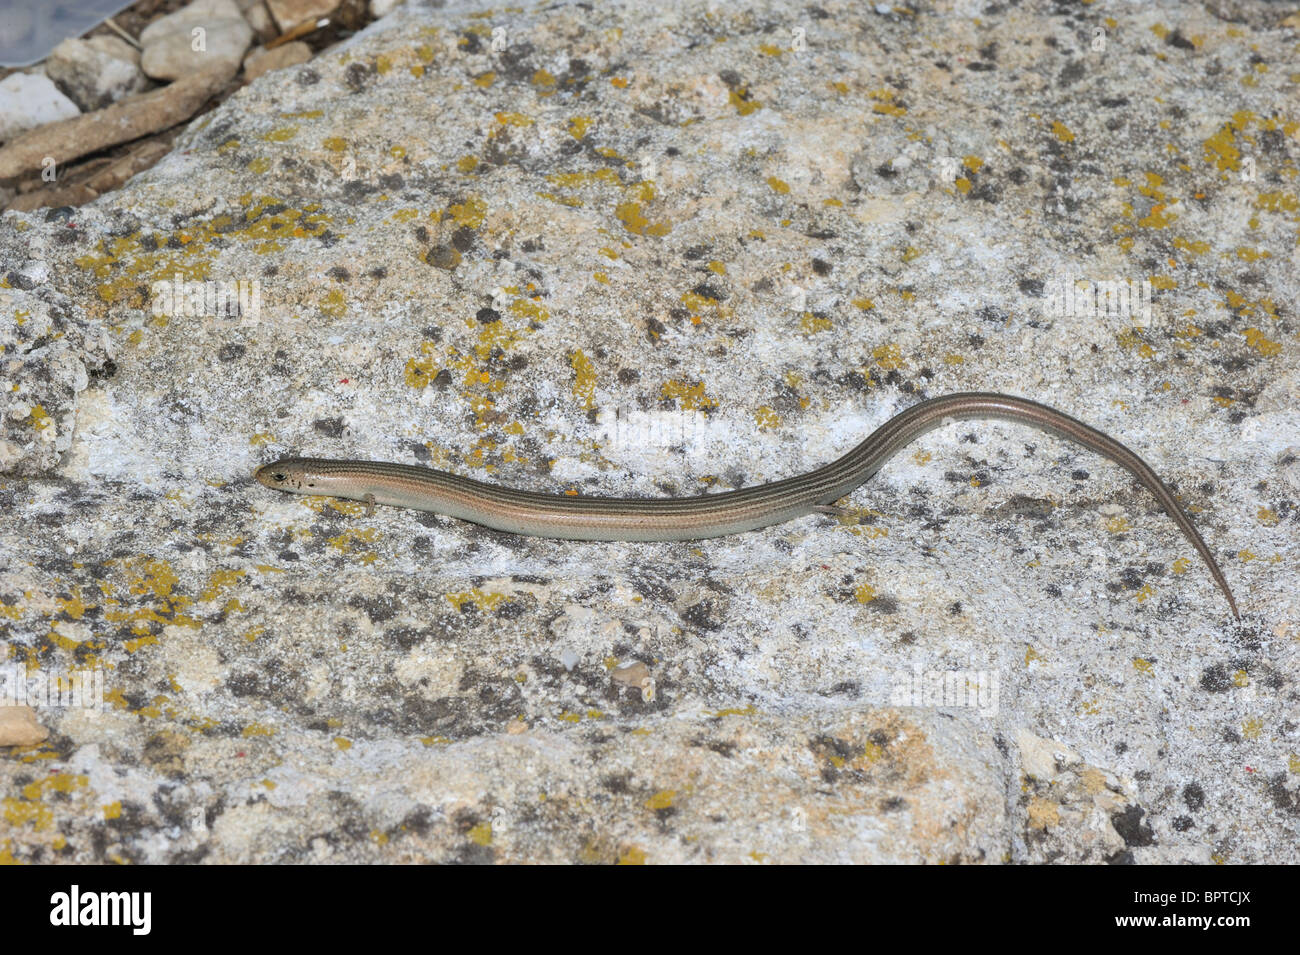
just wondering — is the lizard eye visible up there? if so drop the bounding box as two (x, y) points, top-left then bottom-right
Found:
(272, 472), (286, 482)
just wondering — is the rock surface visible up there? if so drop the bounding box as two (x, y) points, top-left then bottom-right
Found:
(0, 0), (1296, 864)
(0, 278), (113, 473)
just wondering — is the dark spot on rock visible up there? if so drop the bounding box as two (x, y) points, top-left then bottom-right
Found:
(227, 672), (264, 697)
(1111, 805), (1156, 847)
(1019, 278), (1044, 297)
(401, 806), (433, 835)
(495, 601), (525, 620)
(385, 627), (426, 650)
(1057, 60), (1085, 86)
(451, 226), (476, 252)
(313, 417), (345, 438)
(1199, 664), (1232, 693)
(349, 594), (397, 624)
(89, 358), (117, 381)
(143, 730), (189, 778)
(602, 773), (632, 794)
(217, 343), (246, 362)
(812, 258), (832, 276)
(342, 178), (376, 200)
(1267, 773), (1300, 815)
(682, 599), (723, 632)
(692, 281), (725, 300)
(344, 61), (372, 92)
(866, 595), (899, 614)
(426, 245), (461, 270)
(496, 40), (536, 81)
(476, 307), (500, 324)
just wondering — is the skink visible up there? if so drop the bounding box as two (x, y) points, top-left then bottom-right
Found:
(255, 391), (1239, 618)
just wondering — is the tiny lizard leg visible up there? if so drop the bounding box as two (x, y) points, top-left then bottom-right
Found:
(363, 493), (376, 517)
(813, 504), (854, 518)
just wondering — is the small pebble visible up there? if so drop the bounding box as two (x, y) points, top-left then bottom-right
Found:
(0, 73), (80, 143)
(0, 705), (50, 748)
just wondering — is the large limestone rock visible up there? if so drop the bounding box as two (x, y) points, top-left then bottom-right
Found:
(0, 0), (1295, 864)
